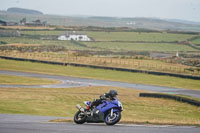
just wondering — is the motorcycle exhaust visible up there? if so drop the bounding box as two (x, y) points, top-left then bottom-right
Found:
(76, 104), (84, 112)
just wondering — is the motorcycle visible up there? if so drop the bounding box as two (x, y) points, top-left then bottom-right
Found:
(74, 98), (123, 125)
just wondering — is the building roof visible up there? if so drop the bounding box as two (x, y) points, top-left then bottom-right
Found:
(60, 31), (86, 36)
(0, 20), (7, 24)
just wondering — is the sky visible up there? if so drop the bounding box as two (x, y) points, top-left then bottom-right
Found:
(1, 0), (200, 22)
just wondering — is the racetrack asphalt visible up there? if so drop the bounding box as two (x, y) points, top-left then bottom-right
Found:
(0, 114), (200, 133)
(0, 70), (200, 98)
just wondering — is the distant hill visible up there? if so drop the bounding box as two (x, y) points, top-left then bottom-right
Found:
(7, 7), (43, 15)
(0, 10), (200, 32)
(87, 16), (200, 32)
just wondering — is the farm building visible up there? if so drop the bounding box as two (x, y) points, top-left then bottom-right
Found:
(58, 31), (91, 41)
(19, 18), (47, 26)
(0, 20), (18, 26)
(0, 20), (7, 26)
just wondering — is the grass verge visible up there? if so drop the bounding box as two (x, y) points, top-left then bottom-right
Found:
(0, 86), (199, 126)
(0, 74), (60, 85)
(0, 59), (200, 90)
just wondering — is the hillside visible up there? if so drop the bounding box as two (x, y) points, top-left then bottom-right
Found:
(87, 17), (200, 32)
(0, 10), (200, 32)
(7, 7), (43, 15)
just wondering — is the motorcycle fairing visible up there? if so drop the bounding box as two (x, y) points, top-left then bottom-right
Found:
(96, 100), (120, 113)
(84, 101), (91, 106)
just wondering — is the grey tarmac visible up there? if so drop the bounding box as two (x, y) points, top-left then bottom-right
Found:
(0, 114), (200, 133)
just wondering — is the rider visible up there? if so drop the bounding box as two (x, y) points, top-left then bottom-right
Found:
(90, 90), (118, 108)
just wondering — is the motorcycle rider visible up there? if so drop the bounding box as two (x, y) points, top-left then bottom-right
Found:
(74, 89), (122, 125)
(90, 90), (118, 108)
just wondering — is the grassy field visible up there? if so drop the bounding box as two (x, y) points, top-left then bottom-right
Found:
(21, 30), (63, 35)
(0, 74), (60, 85)
(20, 30), (196, 42)
(192, 37), (200, 44)
(83, 41), (198, 51)
(0, 37), (89, 50)
(0, 59), (200, 90)
(85, 31), (195, 42)
(1, 37), (198, 52)
(1, 29), (200, 53)
(0, 86), (199, 125)
(0, 37), (70, 45)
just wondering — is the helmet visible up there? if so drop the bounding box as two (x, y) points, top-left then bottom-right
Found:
(108, 90), (118, 97)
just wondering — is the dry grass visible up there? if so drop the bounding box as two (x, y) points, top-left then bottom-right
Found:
(6, 43), (41, 47)
(0, 86), (199, 125)
(1, 51), (199, 76)
(0, 74), (60, 85)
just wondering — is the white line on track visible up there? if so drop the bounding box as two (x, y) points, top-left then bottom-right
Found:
(116, 124), (197, 128)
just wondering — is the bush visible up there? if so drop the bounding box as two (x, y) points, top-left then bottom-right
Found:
(0, 41), (7, 45)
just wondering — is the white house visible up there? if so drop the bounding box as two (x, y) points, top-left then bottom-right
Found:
(58, 31), (91, 41)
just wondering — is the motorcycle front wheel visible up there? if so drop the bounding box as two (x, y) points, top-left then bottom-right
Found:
(105, 111), (121, 125)
(74, 111), (86, 124)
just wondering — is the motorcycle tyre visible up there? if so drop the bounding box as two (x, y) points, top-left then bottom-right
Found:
(74, 111), (86, 124)
(105, 111), (121, 125)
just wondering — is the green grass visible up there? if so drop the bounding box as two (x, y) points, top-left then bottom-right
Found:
(1, 35), (199, 52)
(0, 59), (200, 90)
(21, 30), (196, 42)
(0, 86), (199, 125)
(83, 42), (198, 52)
(192, 37), (200, 44)
(1, 30), (199, 52)
(0, 37), (88, 50)
(21, 30), (64, 35)
(21, 31), (195, 42)
(0, 74), (60, 85)
(86, 31), (195, 42)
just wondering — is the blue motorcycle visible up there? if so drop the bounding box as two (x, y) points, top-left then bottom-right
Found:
(74, 98), (123, 125)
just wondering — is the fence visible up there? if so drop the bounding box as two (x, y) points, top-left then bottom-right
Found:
(0, 55), (200, 80)
(0, 51), (199, 76)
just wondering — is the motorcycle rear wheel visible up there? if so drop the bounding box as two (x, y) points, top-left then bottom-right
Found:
(105, 111), (121, 125)
(74, 111), (86, 124)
